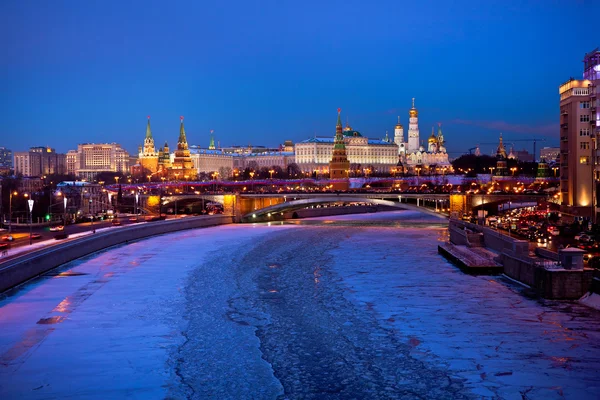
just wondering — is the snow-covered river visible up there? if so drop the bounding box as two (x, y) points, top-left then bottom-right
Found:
(1, 211), (599, 399)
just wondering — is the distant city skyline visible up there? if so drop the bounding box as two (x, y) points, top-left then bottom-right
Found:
(2, 1), (598, 156)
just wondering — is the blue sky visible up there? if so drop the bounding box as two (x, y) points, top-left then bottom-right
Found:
(1, 0), (598, 158)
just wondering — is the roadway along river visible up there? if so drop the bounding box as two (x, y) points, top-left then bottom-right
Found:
(1, 211), (599, 399)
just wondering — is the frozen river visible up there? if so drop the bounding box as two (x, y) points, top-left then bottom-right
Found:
(1, 211), (600, 399)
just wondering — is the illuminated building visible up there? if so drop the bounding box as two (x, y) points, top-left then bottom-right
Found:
(540, 147), (560, 163)
(0, 147), (13, 169)
(400, 99), (451, 172)
(137, 116), (159, 174)
(559, 48), (600, 216)
(13, 146), (66, 177)
(329, 108), (350, 190)
(168, 117), (196, 180)
(295, 114), (397, 175)
(66, 143), (130, 181)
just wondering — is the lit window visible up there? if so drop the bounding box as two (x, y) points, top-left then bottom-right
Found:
(580, 156), (590, 164)
(580, 142), (590, 150)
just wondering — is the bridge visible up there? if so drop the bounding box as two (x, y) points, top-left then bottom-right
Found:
(156, 192), (549, 222)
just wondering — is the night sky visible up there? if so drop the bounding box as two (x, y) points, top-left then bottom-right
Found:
(1, 0), (598, 157)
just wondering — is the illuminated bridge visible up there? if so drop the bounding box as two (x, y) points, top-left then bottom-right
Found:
(157, 192), (548, 222)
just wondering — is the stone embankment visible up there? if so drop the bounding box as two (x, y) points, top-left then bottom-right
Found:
(0, 215), (233, 293)
(440, 219), (595, 300)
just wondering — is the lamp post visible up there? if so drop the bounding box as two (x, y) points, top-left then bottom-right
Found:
(135, 191), (139, 221)
(269, 169), (275, 180)
(89, 199), (95, 233)
(147, 175), (152, 183)
(27, 197), (34, 245)
(8, 191), (17, 234)
(63, 196), (68, 226)
(249, 171), (255, 192)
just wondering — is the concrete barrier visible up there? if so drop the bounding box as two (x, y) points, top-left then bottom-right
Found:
(0, 215), (233, 293)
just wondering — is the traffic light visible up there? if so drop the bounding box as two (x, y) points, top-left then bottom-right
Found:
(45, 214), (51, 221)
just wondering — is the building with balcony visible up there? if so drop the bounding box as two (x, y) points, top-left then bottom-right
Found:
(559, 48), (600, 218)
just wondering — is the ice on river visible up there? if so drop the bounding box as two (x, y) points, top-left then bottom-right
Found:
(0, 210), (599, 399)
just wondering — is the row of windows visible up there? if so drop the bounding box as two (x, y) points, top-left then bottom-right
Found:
(580, 129), (591, 136)
(581, 114), (591, 122)
(580, 142), (590, 150)
(581, 101), (590, 109)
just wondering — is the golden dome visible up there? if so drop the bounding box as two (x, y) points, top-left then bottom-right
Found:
(428, 134), (437, 143)
(395, 116), (403, 129)
(409, 97), (418, 118)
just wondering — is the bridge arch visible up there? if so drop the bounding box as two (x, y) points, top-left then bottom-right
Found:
(241, 195), (447, 222)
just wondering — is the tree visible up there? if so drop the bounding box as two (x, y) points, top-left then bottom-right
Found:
(286, 163), (301, 179)
(95, 171), (125, 185)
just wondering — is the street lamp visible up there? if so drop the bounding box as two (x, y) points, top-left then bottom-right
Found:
(269, 169), (275, 180)
(115, 176), (120, 184)
(27, 196), (34, 245)
(552, 167), (558, 177)
(63, 196), (68, 226)
(89, 199), (95, 233)
(249, 171), (255, 192)
(8, 191), (17, 234)
(147, 175), (152, 183)
(135, 191), (139, 221)
(510, 167), (517, 176)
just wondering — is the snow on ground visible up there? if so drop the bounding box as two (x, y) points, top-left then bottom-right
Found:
(1, 210), (599, 399)
(0, 224), (292, 399)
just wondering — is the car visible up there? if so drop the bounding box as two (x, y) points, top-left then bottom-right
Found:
(111, 220), (122, 226)
(1, 235), (14, 242)
(548, 226), (560, 236)
(49, 225), (64, 232)
(575, 231), (596, 241)
(30, 233), (42, 240)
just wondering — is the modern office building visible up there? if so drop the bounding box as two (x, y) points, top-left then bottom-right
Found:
(66, 143), (130, 181)
(0, 147), (13, 169)
(13, 147), (66, 177)
(559, 48), (600, 218)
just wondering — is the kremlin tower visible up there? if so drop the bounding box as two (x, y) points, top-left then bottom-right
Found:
(138, 116), (159, 174)
(157, 141), (171, 175)
(329, 108), (350, 191)
(407, 98), (420, 152)
(169, 116), (196, 179)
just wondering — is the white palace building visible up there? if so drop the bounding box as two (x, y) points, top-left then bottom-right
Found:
(295, 100), (451, 176)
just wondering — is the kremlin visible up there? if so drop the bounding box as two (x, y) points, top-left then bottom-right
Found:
(131, 99), (454, 182)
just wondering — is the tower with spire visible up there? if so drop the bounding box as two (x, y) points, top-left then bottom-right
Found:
(407, 98), (420, 152)
(393, 116), (405, 157)
(329, 108), (350, 190)
(138, 116), (159, 174)
(209, 130), (216, 150)
(495, 133), (508, 176)
(158, 141), (172, 175)
(169, 116), (197, 179)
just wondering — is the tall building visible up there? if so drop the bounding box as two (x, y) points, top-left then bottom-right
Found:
(401, 101), (451, 172)
(0, 147), (13, 169)
(67, 143), (130, 181)
(169, 117), (196, 180)
(13, 146), (66, 177)
(407, 98), (420, 152)
(329, 108), (351, 190)
(138, 116), (159, 174)
(559, 48), (600, 217)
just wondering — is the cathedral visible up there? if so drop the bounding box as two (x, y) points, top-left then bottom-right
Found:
(393, 99), (451, 173)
